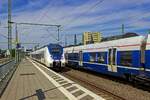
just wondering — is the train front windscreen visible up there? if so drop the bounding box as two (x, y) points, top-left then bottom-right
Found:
(48, 44), (63, 60)
(51, 48), (62, 54)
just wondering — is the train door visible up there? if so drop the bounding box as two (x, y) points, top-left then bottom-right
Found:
(108, 48), (117, 72)
(140, 36), (147, 74)
(79, 51), (83, 66)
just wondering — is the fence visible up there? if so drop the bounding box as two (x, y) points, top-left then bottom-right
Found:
(0, 59), (16, 96)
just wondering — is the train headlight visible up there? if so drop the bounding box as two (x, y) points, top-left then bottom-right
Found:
(61, 58), (65, 63)
(49, 58), (53, 64)
(49, 60), (53, 64)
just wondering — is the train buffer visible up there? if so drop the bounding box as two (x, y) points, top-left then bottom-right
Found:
(0, 58), (105, 100)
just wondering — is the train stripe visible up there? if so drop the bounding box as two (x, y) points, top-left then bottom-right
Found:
(146, 69), (150, 72)
(66, 43), (150, 52)
(68, 60), (141, 70)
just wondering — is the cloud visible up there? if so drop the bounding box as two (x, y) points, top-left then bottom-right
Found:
(1, 0), (150, 48)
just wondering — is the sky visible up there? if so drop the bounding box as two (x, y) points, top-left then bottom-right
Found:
(0, 0), (150, 49)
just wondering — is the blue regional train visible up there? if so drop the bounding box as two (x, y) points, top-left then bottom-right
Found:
(30, 44), (65, 70)
(64, 34), (150, 81)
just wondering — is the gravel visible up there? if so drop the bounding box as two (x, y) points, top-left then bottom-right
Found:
(61, 68), (150, 100)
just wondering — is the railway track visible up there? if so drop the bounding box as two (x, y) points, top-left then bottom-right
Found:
(61, 71), (126, 100)
(0, 58), (11, 64)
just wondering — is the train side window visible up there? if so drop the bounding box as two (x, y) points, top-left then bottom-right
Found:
(74, 53), (79, 60)
(35, 54), (41, 60)
(68, 53), (73, 60)
(68, 53), (72, 60)
(97, 52), (106, 64)
(68, 53), (79, 60)
(120, 51), (132, 67)
(41, 51), (44, 58)
(89, 52), (96, 62)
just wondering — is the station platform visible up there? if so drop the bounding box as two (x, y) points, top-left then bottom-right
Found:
(0, 58), (104, 100)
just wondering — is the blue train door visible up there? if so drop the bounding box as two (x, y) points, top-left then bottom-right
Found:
(79, 51), (83, 66)
(108, 48), (117, 72)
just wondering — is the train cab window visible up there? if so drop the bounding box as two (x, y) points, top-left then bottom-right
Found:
(97, 52), (106, 64)
(89, 53), (96, 62)
(51, 48), (61, 54)
(120, 51), (132, 67)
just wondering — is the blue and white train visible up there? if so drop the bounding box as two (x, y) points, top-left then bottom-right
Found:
(64, 34), (150, 80)
(30, 44), (65, 70)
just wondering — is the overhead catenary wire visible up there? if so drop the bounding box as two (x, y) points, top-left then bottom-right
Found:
(0, 33), (8, 39)
(44, 29), (58, 41)
(61, 0), (105, 31)
(8, 21), (61, 47)
(36, 1), (57, 23)
(58, 0), (105, 45)
(33, 0), (104, 31)
(8, 1), (105, 47)
(61, 0), (150, 34)
(11, 2), (59, 48)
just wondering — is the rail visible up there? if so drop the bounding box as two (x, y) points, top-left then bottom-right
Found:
(62, 72), (126, 100)
(0, 59), (16, 81)
(0, 58), (11, 65)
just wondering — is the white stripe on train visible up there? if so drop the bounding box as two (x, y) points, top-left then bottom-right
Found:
(67, 60), (150, 72)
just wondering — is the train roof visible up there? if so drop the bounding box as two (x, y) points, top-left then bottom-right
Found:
(34, 43), (62, 51)
(64, 33), (139, 48)
(31, 43), (62, 54)
(101, 32), (139, 42)
(64, 35), (145, 52)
